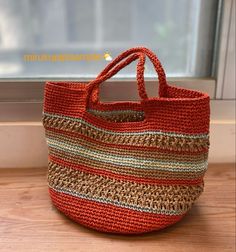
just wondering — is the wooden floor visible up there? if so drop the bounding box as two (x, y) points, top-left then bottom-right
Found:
(0, 164), (235, 252)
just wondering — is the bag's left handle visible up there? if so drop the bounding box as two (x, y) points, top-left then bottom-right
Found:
(86, 52), (147, 108)
(90, 47), (168, 104)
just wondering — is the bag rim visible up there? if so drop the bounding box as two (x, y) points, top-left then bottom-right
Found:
(45, 81), (209, 102)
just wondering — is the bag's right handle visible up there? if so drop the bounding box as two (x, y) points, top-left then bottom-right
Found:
(91, 47), (168, 103)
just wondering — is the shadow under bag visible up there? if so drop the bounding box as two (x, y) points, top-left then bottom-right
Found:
(43, 47), (210, 234)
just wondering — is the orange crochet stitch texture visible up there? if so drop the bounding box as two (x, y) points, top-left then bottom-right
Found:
(43, 47), (210, 234)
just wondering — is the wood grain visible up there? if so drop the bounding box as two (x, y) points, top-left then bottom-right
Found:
(0, 164), (235, 252)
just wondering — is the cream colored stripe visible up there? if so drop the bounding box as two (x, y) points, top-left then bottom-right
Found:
(49, 148), (205, 179)
(46, 130), (208, 162)
(47, 138), (208, 172)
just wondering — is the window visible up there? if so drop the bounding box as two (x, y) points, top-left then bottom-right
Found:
(0, 0), (219, 79)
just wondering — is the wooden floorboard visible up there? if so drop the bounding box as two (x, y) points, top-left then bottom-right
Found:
(0, 164), (235, 252)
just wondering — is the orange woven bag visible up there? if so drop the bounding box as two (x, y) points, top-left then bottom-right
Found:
(43, 47), (210, 234)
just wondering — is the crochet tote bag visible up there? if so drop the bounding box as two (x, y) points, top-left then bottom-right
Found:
(43, 47), (210, 234)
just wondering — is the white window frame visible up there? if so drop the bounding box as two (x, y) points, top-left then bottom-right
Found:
(216, 0), (235, 99)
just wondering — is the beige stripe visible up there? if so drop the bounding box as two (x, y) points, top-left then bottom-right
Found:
(46, 129), (208, 162)
(89, 109), (144, 122)
(43, 115), (209, 151)
(49, 148), (205, 180)
(48, 162), (204, 214)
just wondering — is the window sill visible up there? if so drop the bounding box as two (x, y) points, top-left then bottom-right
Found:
(0, 77), (216, 103)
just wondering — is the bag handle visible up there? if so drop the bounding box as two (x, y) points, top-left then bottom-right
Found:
(86, 52), (146, 107)
(90, 50), (146, 103)
(91, 47), (168, 103)
(86, 47), (168, 107)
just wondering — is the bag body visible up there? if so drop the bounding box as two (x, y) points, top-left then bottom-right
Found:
(43, 47), (210, 234)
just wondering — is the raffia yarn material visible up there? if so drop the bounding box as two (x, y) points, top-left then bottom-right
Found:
(43, 47), (210, 234)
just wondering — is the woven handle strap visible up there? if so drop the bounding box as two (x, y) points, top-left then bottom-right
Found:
(86, 52), (146, 107)
(89, 47), (168, 104)
(99, 47), (167, 92)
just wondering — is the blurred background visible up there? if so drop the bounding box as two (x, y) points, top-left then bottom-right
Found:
(0, 0), (219, 78)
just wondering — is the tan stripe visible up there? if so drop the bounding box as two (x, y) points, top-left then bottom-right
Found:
(48, 162), (204, 213)
(43, 115), (209, 151)
(45, 129), (208, 162)
(89, 109), (144, 122)
(49, 148), (205, 180)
